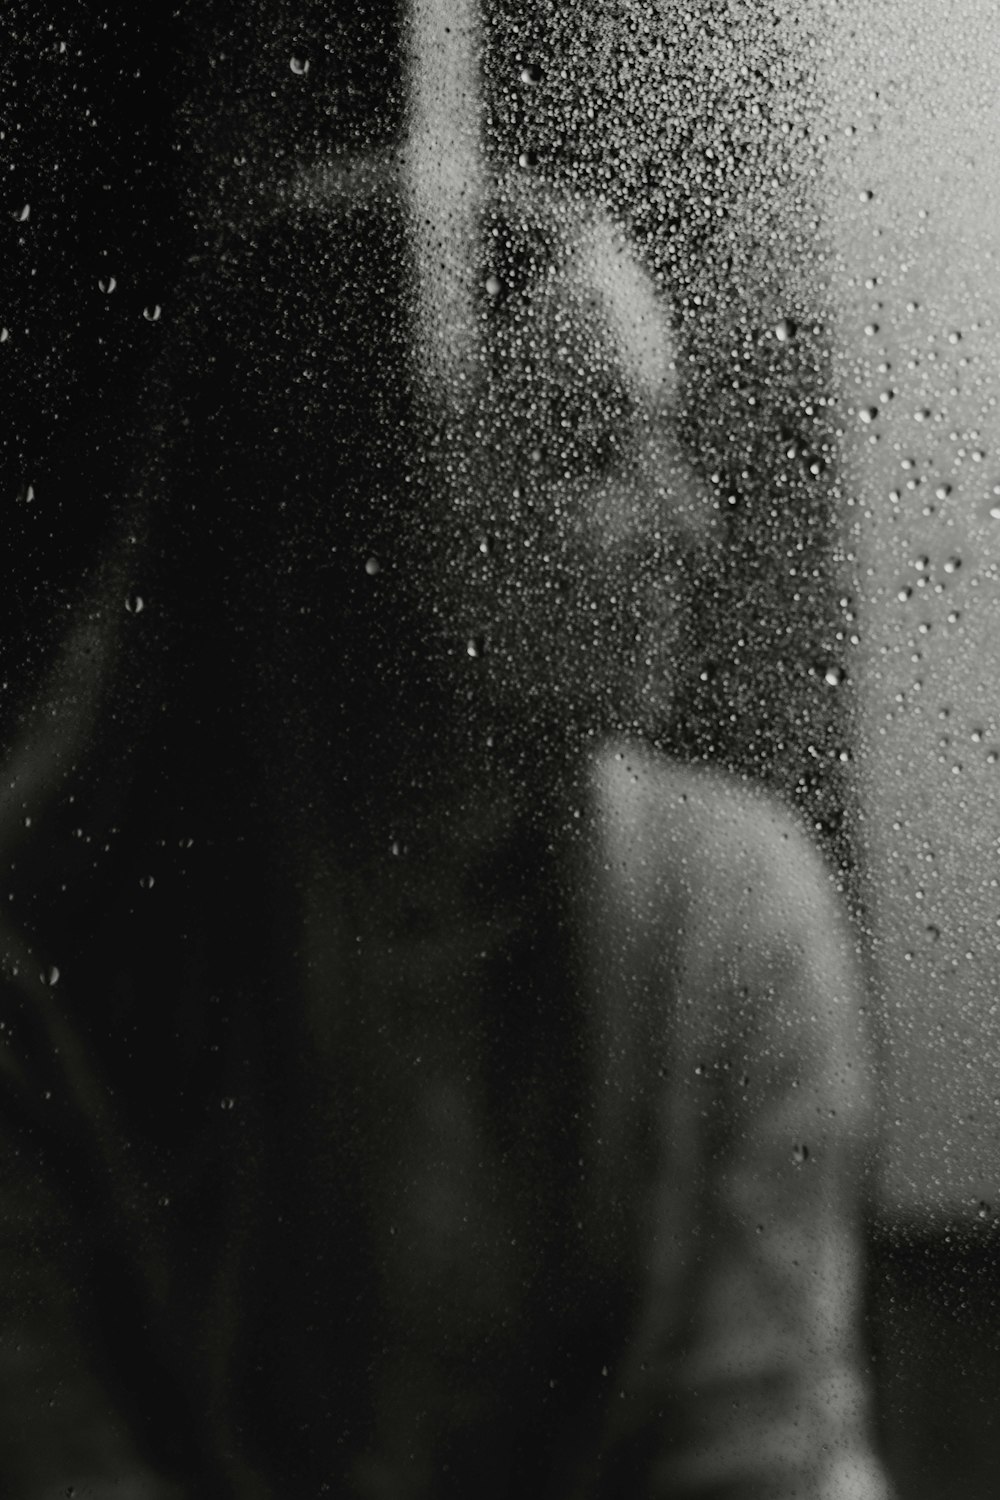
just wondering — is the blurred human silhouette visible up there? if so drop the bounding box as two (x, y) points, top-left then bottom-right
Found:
(0, 172), (890, 1500)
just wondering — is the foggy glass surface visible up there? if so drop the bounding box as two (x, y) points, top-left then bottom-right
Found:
(1, 3), (997, 1499)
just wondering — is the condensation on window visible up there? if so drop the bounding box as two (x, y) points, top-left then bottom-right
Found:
(2, 4), (997, 1500)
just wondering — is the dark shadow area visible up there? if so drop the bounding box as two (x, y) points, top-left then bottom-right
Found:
(869, 1222), (1000, 1500)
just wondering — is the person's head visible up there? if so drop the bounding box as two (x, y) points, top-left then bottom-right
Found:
(133, 168), (719, 801)
(443, 177), (720, 746)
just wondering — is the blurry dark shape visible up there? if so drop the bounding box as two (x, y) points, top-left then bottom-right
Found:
(0, 164), (889, 1500)
(868, 1222), (1000, 1500)
(0, 4), (893, 1500)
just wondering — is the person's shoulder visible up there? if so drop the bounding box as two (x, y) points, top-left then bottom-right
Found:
(588, 734), (823, 878)
(586, 735), (845, 943)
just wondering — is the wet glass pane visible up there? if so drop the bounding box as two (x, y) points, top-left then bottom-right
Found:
(2, 2), (993, 1498)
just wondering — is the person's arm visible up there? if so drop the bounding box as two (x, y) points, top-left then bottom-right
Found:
(0, 592), (188, 1499)
(589, 742), (892, 1500)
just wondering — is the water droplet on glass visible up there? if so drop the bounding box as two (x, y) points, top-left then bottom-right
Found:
(221, 1096), (235, 1111)
(466, 635), (485, 659)
(98, 275), (117, 294)
(824, 665), (846, 687)
(859, 407), (879, 425)
(290, 56), (310, 75)
(485, 274), (503, 299)
(0, 328), (8, 344)
(365, 557), (381, 576)
(864, 322), (879, 336)
(792, 1143), (810, 1165)
(44, 965), (60, 987)
(143, 304), (161, 323)
(944, 556), (961, 574)
(125, 593), (144, 613)
(139, 874), (155, 890)
(859, 188), (874, 202)
(518, 149), (538, 169)
(520, 63), (543, 84)
(17, 204), (29, 222)
(774, 317), (797, 342)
